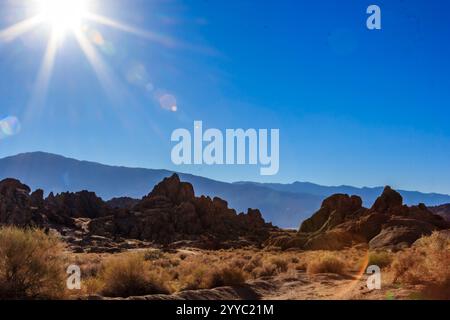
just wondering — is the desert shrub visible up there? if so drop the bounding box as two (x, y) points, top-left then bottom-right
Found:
(201, 267), (246, 289)
(251, 264), (276, 278)
(270, 257), (288, 273)
(178, 253), (187, 260)
(179, 261), (247, 290)
(179, 265), (209, 290)
(243, 255), (263, 273)
(307, 254), (346, 275)
(230, 258), (246, 269)
(144, 249), (165, 261)
(100, 253), (170, 297)
(0, 227), (66, 299)
(81, 277), (105, 296)
(368, 251), (393, 269)
(390, 232), (450, 298)
(295, 263), (307, 271)
(73, 254), (103, 278)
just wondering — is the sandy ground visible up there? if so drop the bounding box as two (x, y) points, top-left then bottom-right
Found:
(118, 271), (422, 301)
(261, 272), (421, 300)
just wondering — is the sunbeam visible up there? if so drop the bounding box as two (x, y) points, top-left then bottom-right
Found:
(85, 12), (177, 48)
(0, 0), (187, 120)
(73, 28), (117, 96)
(24, 30), (59, 122)
(0, 16), (43, 42)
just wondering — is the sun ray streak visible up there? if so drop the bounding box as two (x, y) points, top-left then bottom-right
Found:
(24, 30), (59, 122)
(85, 12), (177, 48)
(73, 28), (119, 97)
(0, 15), (43, 42)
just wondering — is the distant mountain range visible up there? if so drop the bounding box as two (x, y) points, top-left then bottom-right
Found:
(1, 152), (449, 228)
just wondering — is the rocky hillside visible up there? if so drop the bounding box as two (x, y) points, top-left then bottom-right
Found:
(0, 175), (274, 250)
(267, 186), (450, 250)
(89, 174), (274, 246)
(429, 204), (450, 222)
(3, 152), (450, 228)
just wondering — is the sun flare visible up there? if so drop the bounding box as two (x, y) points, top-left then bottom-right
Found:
(37, 0), (88, 37)
(0, 0), (178, 115)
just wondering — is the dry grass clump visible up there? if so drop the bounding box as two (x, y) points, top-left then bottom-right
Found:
(144, 249), (166, 261)
(270, 257), (289, 273)
(99, 252), (171, 297)
(176, 253), (248, 290)
(368, 251), (393, 269)
(307, 253), (347, 275)
(251, 264), (277, 278)
(71, 247), (361, 297)
(201, 267), (247, 289)
(0, 226), (67, 300)
(390, 232), (450, 298)
(243, 254), (263, 273)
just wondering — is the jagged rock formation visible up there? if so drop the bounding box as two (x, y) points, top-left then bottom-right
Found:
(1, 175), (448, 252)
(0, 175), (274, 249)
(267, 186), (450, 250)
(45, 190), (110, 219)
(89, 174), (273, 246)
(0, 179), (39, 226)
(0, 179), (112, 228)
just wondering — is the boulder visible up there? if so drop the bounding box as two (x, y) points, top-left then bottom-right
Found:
(299, 194), (363, 233)
(371, 186), (403, 213)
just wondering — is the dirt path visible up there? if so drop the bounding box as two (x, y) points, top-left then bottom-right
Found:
(260, 271), (419, 300)
(120, 271), (419, 301)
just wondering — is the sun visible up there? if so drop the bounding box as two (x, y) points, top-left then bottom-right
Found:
(0, 0), (178, 112)
(37, 0), (88, 38)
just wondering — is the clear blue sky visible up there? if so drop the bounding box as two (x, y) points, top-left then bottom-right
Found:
(0, 0), (449, 194)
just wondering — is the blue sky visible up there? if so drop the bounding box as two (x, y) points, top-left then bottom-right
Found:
(0, 0), (450, 194)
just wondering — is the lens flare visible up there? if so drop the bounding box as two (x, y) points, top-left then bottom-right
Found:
(0, 116), (21, 138)
(159, 94), (177, 112)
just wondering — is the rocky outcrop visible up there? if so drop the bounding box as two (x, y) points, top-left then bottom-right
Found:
(0, 175), (274, 250)
(299, 194), (364, 233)
(430, 204), (450, 222)
(89, 174), (273, 246)
(45, 190), (110, 219)
(0, 179), (37, 226)
(0, 178), (111, 228)
(267, 186), (450, 250)
(106, 197), (139, 210)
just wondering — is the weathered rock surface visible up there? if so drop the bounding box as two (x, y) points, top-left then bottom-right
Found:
(89, 174), (273, 246)
(430, 203), (450, 222)
(0, 178), (37, 226)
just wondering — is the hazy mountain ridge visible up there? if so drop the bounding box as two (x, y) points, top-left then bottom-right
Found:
(1, 152), (450, 228)
(234, 181), (450, 208)
(0, 152), (321, 227)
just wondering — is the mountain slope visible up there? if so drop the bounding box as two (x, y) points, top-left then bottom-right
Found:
(235, 181), (450, 208)
(1, 152), (450, 228)
(0, 152), (322, 227)
(430, 204), (450, 221)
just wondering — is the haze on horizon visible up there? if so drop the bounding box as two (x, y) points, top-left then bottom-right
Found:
(1, 0), (450, 194)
